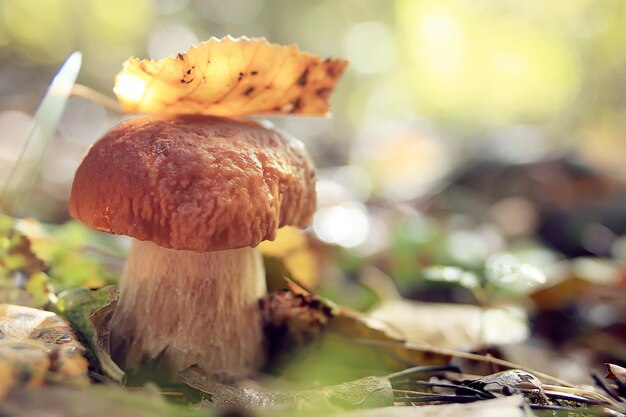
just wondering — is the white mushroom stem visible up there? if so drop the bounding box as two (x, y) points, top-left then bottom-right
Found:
(109, 239), (267, 378)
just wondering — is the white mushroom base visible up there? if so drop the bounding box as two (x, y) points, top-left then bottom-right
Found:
(109, 239), (267, 378)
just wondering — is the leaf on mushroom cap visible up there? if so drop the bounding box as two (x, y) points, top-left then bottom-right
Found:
(114, 36), (348, 117)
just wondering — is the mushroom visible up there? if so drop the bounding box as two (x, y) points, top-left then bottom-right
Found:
(69, 115), (316, 377)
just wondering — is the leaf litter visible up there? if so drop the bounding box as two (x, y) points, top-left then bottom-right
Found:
(0, 303), (89, 398)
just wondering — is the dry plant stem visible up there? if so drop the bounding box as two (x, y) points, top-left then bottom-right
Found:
(109, 239), (267, 378)
(356, 339), (575, 388)
(70, 84), (124, 113)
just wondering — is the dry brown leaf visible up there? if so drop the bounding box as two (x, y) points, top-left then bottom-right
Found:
(467, 369), (549, 404)
(0, 341), (50, 397)
(260, 285), (450, 381)
(369, 300), (528, 351)
(0, 304), (89, 398)
(114, 36), (347, 117)
(605, 363), (626, 385)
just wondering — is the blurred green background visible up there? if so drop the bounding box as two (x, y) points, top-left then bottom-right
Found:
(2, 0), (626, 215)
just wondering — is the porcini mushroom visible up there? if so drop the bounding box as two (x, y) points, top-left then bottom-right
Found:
(69, 115), (316, 377)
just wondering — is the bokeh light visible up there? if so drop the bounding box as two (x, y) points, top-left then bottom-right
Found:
(313, 201), (370, 248)
(397, 0), (581, 125)
(352, 121), (451, 201)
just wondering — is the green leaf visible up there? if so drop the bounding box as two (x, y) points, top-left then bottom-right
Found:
(53, 285), (124, 382)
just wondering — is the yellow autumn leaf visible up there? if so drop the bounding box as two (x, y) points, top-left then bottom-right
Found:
(114, 36), (348, 117)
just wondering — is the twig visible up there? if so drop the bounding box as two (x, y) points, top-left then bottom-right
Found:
(393, 389), (433, 396)
(395, 395), (479, 404)
(392, 380), (495, 399)
(517, 386), (602, 407)
(354, 338), (576, 387)
(70, 84), (124, 113)
(540, 383), (626, 414)
(387, 364), (460, 380)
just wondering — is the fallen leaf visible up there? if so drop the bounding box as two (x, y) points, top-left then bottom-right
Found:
(0, 340), (50, 397)
(368, 299), (529, 350)
(605, 363), (626, 385)
(89, 296), (124, 383)
(0, 304), (89, 398)
(336, 395), (526, 417)
(180, 365), (394, 412)
(467, 369), (549, 404)
(260, 286), (450, 384)
(114, 36), (348, 117)
(53, 286), (124, 382)
(260, 288), (332, 362)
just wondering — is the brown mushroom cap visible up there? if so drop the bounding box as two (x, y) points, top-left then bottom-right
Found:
(69, 115), (316, 252)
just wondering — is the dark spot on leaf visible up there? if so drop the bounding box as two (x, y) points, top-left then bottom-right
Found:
(244, 86), (255, 96)
(291, 98), (302, 112)
(186, 69), (192, 75)
(251, 70), (258, 75)
(177, 53), (184, 61)
(298, 68), (309, 86)
(186, 79), (194, 84)
(316, 87), (330, 98)
(326, 64), (340, 78)
(238, 71), (244, 81)
(180, 79), (185, 83)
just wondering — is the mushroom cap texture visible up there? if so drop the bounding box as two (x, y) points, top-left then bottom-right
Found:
(69, 115), (316, 252)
